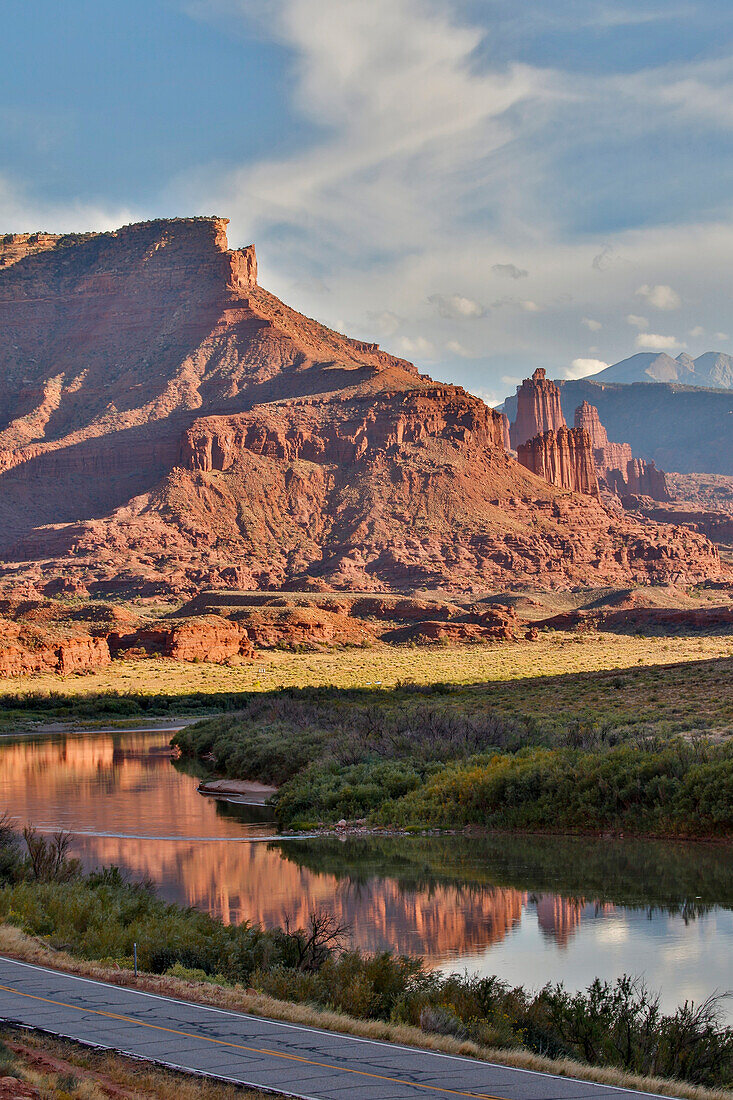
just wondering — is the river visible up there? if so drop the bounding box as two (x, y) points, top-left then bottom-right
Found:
(0, 728), (730, 1019)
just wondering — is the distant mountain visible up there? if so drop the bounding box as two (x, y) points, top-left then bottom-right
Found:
(501, 380), (733, 475)
(592, 351), (733, 389)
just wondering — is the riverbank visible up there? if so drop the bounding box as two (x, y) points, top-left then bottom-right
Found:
(0, 817), (729, 1096)
(172, 674), (733, 837)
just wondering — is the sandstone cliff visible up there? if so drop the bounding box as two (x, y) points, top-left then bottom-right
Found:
(517, 426), (599, 497)
(0, 217), (721, 594)
(509, 368), (565, 448)
(573, 401), (670, 501)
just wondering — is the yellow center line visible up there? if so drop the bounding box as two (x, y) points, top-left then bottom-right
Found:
(0, 982), (509, 1100)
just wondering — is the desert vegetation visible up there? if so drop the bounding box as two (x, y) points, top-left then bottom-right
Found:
(0, 826), (730, 1091)
(172, 656), (733, 835)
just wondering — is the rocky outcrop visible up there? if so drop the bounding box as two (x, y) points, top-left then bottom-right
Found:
(0, 628), (110, 677)
(108, 616), (254, 662)
(510, 369), (565, 448)
(573, 401), (670, 501)
(181, 386), (508, 472)
(383, 606), (517, 644)
(517, 427), (599, 497)
(0, 232), (64, 270)
(0, 217), (722, 594)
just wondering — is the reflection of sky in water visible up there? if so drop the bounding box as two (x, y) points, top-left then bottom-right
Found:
(437, 904), (733, 1020)
(0, 729), (731, 1022)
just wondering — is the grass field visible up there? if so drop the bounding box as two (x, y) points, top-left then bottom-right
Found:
(0, 631), (731, 734)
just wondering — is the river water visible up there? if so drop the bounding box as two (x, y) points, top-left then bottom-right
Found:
(0, 728), (731, 1019)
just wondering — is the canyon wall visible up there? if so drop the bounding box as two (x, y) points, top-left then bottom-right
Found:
(0, 216), (721, 596)
(517, 427), (599, 497)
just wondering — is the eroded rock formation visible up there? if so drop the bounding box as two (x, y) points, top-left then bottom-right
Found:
(510, 368), (565, 448)
(0, 217), (721, 596)
(573, 401), (670, 501)
(517, 427), (599, 497)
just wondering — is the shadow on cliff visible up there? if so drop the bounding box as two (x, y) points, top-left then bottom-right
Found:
(0, 419), (192, 554)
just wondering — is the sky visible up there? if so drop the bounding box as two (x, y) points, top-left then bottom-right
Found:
(3, 0), (733, 404)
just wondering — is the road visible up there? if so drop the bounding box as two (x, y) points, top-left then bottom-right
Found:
(0, 957), (677, 1100)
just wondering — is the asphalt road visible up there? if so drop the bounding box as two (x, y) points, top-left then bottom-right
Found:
(0, 957), (678, 1100)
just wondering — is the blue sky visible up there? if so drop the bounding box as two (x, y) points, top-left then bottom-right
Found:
(3, 0), (733, 402)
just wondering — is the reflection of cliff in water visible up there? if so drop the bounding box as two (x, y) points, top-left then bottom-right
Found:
(69, 832), (529, 961)
(0, 730), (730, 967)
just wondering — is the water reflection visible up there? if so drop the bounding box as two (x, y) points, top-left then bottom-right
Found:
(0, 729), (730, 1019)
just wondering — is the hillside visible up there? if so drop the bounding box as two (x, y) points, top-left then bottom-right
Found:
(502, 379), (733, 476)
(0, 218), (720, 596)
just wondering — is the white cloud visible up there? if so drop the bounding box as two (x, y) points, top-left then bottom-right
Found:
(446, 340), (474, 357)
(581, 317), (602, 331)
(175, 2), (733, 401)
(492, 263), (528, 279)
(428, 293), (485, 319)
(398, 335), (435, 358)
(714, 331), (729, 342)
(688, 325), (705, 337)
(501, 374), (522, 386)
(563, 357), (608, 379)
(367, 310), (402, 336)
(635, 333), (685, 351)
(467, 386), (502, 407)
(636, 283), (681, 310)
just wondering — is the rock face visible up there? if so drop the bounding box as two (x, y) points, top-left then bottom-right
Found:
(509, 368), (566, 448)
(517, 427), (599, 497)
(109, 616), (254, 662)
(0, 217), (722, 595)
(573, 401), (670, 501)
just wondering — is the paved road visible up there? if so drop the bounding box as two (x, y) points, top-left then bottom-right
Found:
(0, 958), (677, 1100)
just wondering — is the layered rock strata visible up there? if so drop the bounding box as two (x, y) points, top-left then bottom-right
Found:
(0, 217), (722, 595)
(574, 401), (670, 501)
(509, 368), (565, 448)
(517, 427), (599, 497)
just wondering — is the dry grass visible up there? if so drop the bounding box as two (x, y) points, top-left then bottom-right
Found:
(0, 1025), (273, 1100)
(0, 632), (731, 712)
(0, 926), (729, 1100)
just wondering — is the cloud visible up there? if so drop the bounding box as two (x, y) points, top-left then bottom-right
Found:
(714, 331), (729, 341)
(635, 333), (685, 351)
(492, 262), (528, 279)
(467, 386), (502, 407)
(581, 317), (602, 331)
(367, 310), (402, 335)
(428, 293), (485, 319)
(398, 334), (435, 358)
(446, 340), (475, 357)
(636, 283), (681, 310)
(501, 374), (522, 386)
(563, 358), (608, 379)
(177, 1), (733, 400)
(688, 325), (705, 337)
